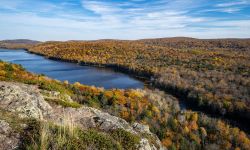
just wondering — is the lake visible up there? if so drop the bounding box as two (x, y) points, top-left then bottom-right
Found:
(0, 49), (144, 89)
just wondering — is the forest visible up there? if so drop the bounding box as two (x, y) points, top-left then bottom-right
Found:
(19, 38), (250, 124)
(0, 60), (250, 149)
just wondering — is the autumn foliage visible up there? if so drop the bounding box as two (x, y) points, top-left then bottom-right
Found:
(25, 38), (250, 123)
(1, 60), (250, 149)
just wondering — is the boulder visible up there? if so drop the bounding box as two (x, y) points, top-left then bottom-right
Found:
(0, 82), (52, 119)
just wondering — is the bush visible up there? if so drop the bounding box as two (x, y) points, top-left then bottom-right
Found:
(44, 97), (81, 108)
(4, 63), (14, 79)
(111, 128), (140, 150)
(38, 81), (72, 95)
(79, 129), (122, 150)
(4, 63), (14, 72)
(23, 122), (123, 150)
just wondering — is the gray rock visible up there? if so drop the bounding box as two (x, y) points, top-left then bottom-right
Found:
(138, 138), (157, 150)
(48, 106), (136, 134)
(133, 122), (151, 134)
(0, 82), (52, 119)
(42, 90), (73, 102)
(0, 120), (11, 134)
(0, 120), (19, 150)
(48, 106), (164, 150)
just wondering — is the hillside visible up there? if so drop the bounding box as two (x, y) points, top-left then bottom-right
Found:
(138, 38), (250, 50)
(0, 39), (41, 50)
(1, 39), (40, 44)
(0, 60), (250, 149)
(23, 38), (250, 125)
(0, 61), (162, 149)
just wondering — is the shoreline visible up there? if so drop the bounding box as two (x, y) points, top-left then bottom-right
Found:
(25, 49), (250, 134)
(1, 47), (249, 134)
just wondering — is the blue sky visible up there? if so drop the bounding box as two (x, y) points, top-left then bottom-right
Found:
(0, 0), (250, 41)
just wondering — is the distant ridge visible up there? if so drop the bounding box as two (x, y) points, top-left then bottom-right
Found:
(1, 37), (250, 50)
(1, 37), (250, 43)
(0, 39), (41, 49)
(137, 37), (250, 50)
(138, 37), (250, 41)
(2, 39), (41, 44)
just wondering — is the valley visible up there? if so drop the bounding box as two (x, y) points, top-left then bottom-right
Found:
(0, 38), (249, 149)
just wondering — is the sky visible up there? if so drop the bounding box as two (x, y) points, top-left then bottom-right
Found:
(0, 0), (250, 41)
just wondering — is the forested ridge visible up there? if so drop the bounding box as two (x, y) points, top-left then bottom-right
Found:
(22, 38), (250, 125)
(0, 39), (40, 49)
(0, 60), (250, 149)
(138, 38), (250, 50)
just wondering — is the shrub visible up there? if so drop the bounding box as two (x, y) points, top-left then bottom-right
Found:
(111, 128), (140, 150)
(44, 97), (81, 108)
(23, 122), (122, 150)
(4, 63), (14, 72)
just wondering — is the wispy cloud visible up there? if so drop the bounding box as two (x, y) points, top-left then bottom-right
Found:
(208, 0), (250, 13)
(216, 0), (249, 7)
(80, 0), (206, 30)
(0, 0), (250, 41)
(201, 7), (242, 13)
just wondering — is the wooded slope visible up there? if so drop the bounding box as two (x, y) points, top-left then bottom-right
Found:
(27, 38), (250, 123)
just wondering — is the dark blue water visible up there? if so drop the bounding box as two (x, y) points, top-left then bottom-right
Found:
(0, 49), (144, 89)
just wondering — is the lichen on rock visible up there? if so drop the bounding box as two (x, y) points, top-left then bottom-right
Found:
(0, 82), (52, 119)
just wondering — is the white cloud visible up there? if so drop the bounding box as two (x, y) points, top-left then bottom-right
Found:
(0, 0), (249, 40)
(202, 7), (242, 13)
(81, 1), (120, 15)
(216, 0), (249, 7)
(210, 0), (250, 13)
(79, 0), (206, 30)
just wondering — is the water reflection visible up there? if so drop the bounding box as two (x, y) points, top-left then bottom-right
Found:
(0, 49), (144, 89)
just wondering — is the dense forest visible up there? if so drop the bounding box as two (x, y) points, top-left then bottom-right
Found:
(21, 38), (250, 125)
(138, 38), (250, 50)
(0, 60), (250, 149)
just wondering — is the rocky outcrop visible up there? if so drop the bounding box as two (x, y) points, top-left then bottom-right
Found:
(49, 106), (136, 134)
(133, 122), (151, 134)
(48, 106), (163, 150)
(0, 82), (52, 119)
(0, 81), (165, 150)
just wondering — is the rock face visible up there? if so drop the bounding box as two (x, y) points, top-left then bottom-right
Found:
(0, 82), (52, 119)
(0, 120), (19, 150)
(133, 122), (151, 134)
(0, 81), (165, 150)
(49, 106), (136, 134)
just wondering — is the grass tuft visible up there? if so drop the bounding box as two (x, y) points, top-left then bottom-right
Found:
(44, 97), (81, 108)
